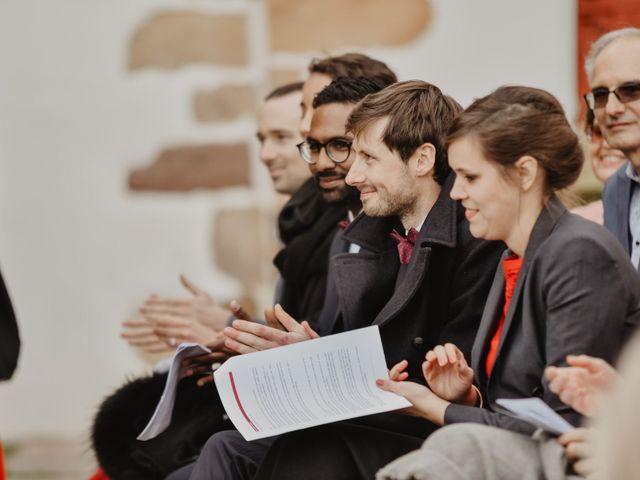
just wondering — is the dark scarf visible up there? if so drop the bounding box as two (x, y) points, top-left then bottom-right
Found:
(274, 178), (348, 329)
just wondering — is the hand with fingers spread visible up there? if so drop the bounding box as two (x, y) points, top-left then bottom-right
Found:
(141, 274), (232, 333)
(558, 427), (599, 478)
(545, 354), (618, 417)
(423, 343), (476, 405)
(376, 359), (449, 425)
(121, 315), (173, 353)
(223, 304), (319, 355)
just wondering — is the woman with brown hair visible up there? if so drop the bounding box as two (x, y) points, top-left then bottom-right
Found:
(374, 86), (640, 479)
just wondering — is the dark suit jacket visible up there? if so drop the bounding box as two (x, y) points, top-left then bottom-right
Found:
(603, 162), (633, 256)
(0, 269), (20, 380)
(328, 175), (504, 436)
(274, 178), (348, 331)
(445, 196), (640, 434)
(332, 175), (503, 378)
(314, 229), (350, 337)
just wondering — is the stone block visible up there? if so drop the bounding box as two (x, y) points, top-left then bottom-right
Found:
(268, 0), (432, 51)
(129, 11), (248, 70)
(128, 143), (251, 191)
(214, 207), (280, 293)
(268, 69), (304, 90)
(193, 85), (257, 123)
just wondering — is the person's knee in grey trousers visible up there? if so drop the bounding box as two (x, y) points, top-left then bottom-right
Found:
(165, 462), (195, 480)
(377, 423), (571, 480)
(184, 430), (276, 480)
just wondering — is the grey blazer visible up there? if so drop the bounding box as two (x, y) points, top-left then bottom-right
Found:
(603, 162), (632, 256)
(445, 196), (640, 434)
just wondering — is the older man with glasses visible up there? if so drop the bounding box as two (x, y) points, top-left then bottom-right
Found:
(584, 27), (640, 269)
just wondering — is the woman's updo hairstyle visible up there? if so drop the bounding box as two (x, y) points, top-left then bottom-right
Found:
(446, 86), (583, 192)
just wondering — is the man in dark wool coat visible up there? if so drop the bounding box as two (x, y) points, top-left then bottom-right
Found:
(93, 55), (398, 480)
(197, 82), (504, 480)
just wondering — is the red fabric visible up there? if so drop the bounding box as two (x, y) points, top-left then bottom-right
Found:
(485, 255), (524, 378)
(390, 228), (419, 265)
(0, 442), (5, 480)
(89, 467), (110, 480)
(338, 219), (350, 229)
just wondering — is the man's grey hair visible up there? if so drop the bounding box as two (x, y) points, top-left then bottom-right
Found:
(585, 27), (640, 83)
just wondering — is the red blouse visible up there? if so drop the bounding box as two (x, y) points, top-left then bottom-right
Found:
(485, 255), (523, 378)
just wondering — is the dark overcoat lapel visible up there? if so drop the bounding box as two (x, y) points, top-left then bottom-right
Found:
(315, 229), (351, 336)
(331, 215), (399, 333)
(374, 182), (457, 327)
(333, 175), (459, 332)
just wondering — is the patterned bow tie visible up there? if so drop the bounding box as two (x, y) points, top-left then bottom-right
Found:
(390, 228), (418, 265)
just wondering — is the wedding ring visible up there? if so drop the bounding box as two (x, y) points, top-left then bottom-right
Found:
(169, 337), (177, 347)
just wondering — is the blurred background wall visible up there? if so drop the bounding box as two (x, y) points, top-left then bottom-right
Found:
(0, 0), (599, 473)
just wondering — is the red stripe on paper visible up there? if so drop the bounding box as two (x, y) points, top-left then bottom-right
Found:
(229, 372), (259, 432)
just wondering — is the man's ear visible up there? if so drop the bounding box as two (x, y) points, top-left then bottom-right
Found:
(412, 143), (436, 178)
(513, 155), (540, 191)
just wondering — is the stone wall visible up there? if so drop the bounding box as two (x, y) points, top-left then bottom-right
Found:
(123, 0), (437, 311)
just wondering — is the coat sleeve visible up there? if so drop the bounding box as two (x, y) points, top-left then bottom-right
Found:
(445, 403), (537, 434)
(0, 270), (20, 380)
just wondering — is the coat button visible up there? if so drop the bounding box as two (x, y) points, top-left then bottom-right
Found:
(531, 385), (543, 397)
(413, 337), (424, 348)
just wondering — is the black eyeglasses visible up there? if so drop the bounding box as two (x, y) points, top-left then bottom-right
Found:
(584, 81), (640, 109)
(296, 138), (352, 165)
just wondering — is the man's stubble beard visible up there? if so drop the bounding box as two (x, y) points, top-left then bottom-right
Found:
(363, 189), (416, 220)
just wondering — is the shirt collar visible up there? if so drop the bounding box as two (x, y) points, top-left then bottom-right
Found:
(625, 162), (640, 185)
(406, 214), (428, 236)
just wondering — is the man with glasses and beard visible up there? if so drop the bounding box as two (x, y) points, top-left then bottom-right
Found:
(163, 74), (395, 480)
(269, 54), (397, 333)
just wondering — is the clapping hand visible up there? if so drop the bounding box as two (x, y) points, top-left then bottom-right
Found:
(121, 315), (173, 352)
(223, 304), (319, 355)
(423, 343), (476, 405)
(545, 354), (617, 417)
(141, 275), (233, 333)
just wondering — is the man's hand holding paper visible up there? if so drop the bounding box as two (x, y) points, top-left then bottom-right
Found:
(214, 326), (411, 441)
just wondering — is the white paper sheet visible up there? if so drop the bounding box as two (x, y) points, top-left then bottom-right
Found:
(214, 326), (411, 441)
(496, 397), (576, 435)
(137, 343), (211, 441)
